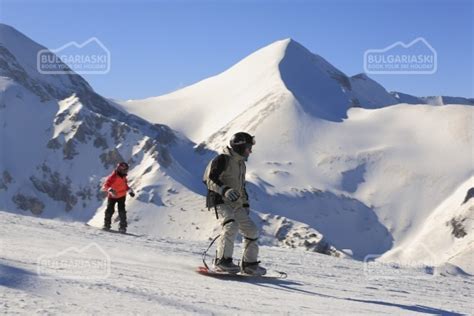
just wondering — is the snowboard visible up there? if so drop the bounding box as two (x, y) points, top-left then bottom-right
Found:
(102, 229), (144, 237)
(196, 265), (287, 279)
(85, 223), (144, 237)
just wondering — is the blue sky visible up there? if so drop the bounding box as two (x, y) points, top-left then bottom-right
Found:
(1, 0), (472, 99)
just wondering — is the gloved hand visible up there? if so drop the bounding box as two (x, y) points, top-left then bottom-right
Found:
(108, 188), (117, 197)
(129, 189), (135, 198)
(224, 188), (240, 202)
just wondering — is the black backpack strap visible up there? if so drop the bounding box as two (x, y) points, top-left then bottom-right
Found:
(205, 154), (230, 213)
(208, 154), (229, 186)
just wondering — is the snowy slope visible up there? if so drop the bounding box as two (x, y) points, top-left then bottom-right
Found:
(0, 23), (215, 237)
(0, 76), (195, 219)
(391, 91), (474, 106)
(0, 24), (201, 221)
(349, 73), (400, 108)
(1, 210), (472, 315)
(211, 102), (473, 262)
(381, 176), (474, 275)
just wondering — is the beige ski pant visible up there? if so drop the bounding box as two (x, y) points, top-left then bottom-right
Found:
(215, 204), (259, 263)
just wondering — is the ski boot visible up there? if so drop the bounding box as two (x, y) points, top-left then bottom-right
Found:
(213, 257), (240, 274)
(241, 261), (267, 276)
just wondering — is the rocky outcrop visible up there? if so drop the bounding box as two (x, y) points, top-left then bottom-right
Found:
(100, 149), (125, 170)
(449, 216), (468, 239)
(0, 170), (13, 190)
(30, 163), (77, 212)
(12, 193), (45, 215)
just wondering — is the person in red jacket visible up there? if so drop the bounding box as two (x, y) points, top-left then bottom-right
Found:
(102, 162), (135, 233)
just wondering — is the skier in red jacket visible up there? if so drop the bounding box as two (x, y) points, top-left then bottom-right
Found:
(102, 162), (135, 233)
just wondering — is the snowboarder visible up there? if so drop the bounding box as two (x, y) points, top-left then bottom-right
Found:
(102, 162), (135, 233)
(203, 132), (266, 275)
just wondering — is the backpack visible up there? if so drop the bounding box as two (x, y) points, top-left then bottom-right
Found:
(203, 154), (229, 217)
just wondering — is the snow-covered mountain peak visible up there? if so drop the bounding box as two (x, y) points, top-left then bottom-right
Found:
(0, 23), (43, 68)
(0, 24), (176, 135)
(119, 37), (401, 143)
(0, 23), (93, 102)
(119, 39), (300, 143)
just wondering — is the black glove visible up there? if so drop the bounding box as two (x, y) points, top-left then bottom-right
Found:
(108, 188), (117, 197)
(129, 189), (135, 198)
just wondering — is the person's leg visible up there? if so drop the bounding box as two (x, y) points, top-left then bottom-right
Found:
(235, 207), (266, 275)
(215, 204), (238, 260)
(234, 207), (259, 263)
(104, 198), (117, 229)
(117, 196), (127, 231)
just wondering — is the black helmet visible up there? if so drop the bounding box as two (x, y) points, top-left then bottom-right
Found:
(116, 162), (129, 175)
(230, 132), (255, 155)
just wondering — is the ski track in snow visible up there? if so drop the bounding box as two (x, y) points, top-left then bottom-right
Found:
(1, 211), (472, 315)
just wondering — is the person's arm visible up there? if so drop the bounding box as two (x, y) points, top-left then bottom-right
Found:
(103, 174), (115, 191)
(126, 178), (135, 197)
(103, 174), (117, 197)
(125, 177), (129, 191)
